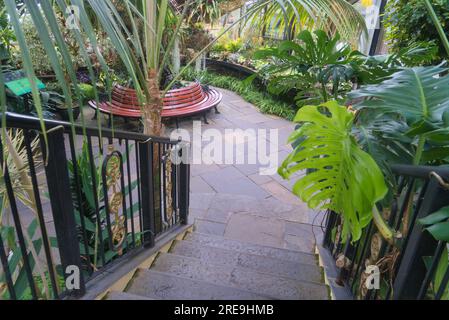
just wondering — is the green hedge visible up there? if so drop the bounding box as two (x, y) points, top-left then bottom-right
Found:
(181, 69), (296, 121)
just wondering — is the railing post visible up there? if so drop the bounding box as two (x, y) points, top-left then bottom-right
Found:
(393, 176), (449, 299)
(323, 210), (338, 248)
(42, 128), (85, 298)
(138, 141), (155, 248)
(179, 142), (190, 225)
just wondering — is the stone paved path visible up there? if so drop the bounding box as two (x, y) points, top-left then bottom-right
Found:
(82, 86), (325, 252)
(103, 87), (330, 300)
(165, 87), (324, 254)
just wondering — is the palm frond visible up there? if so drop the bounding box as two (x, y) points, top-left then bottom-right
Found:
(245, 0), (367, 45)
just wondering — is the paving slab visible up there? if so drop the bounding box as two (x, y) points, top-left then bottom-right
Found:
(184, 232), (317, 265)
(171, 240), (322, 283)
(194, 218), (227, 236)
(190, 176), (216, 193)
(151, 253), (328, 300)
(127, 269), (269, 300)
(224, 213), (285, 248)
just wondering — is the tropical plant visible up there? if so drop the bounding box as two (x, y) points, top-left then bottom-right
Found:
(183, 68), (296, 120)
(349, 44), (440, 85)
(253, 30), (355, 106)
(347, 63), (449, 239)
(0, 129), (60, 299)
(0, 2), (15, 60)
(186, 0), (225, 24)
(419, 206), (449, 300)
(278, 101), (390, 242)
(67, 142), (139, 271)
(384, 0), (449, 63)
(245, 0), (367, 45)
(349, 64), (449, 168)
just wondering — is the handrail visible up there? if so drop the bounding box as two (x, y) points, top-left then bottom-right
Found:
(0, 111), (191, 300)
(392, 164), (449, 180)
(1, 112), (177, 144)
(325, 164), (449, 300)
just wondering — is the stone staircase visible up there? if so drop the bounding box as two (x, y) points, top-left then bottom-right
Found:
(105, 231), (330, 300)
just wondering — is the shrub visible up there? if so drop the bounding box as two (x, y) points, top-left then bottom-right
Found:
(182, 68), (296, 121)
(384, 0), (447, 63)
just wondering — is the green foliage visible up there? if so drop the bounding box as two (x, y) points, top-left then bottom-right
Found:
(423, 248), (449, 300)
(67, 142), (139, 271)
(349, 45), (439, 84)
(245, 0), (366, 45)
(384, 0), (449, 63)
(78, 83), (95, 101)
(210, 36), (244, 61)
(0, 220), (62, 300)
(254, 30), (355, 106)
(349, 65), (449, 171)
(10, 13), (86, 76)
(351, 64), (449, 127)
(420, 206), (449, 242)
(183, 68), (296, 120)
(279, 101), (388, 241)
(0, 3), (15, 60)
(187, 0), (226, 24)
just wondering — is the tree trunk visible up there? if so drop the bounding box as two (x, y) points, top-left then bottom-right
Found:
(143, 69), (163, 233)
(144, 69), (164, 136)
(172, 37), (181, 75)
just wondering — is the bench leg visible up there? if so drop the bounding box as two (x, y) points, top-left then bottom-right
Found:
(214, 105), (220, 114)
(203, 112), (209, 125)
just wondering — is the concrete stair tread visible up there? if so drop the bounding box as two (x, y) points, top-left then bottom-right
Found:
(151, 252), (329, 300)
(126, 269), (270, 300)
(183, 231), (317, 265)
(171, 239), (323, 283)
(106, 291), (153, 300)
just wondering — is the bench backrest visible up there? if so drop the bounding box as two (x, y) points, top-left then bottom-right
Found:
(110, 82), (206, 111)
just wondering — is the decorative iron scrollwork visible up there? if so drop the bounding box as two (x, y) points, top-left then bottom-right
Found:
(162, 147), (178, 227)
(165, 152), (174, 221)
(102, 145), (127, 253)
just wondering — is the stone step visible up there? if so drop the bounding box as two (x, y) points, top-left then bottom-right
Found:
(106, 291), (153, 300)
(151, 253), (329, 300)
(126, 269), (270, 300)
(183, 232), (318, 266)
(171, 240), (323, 283)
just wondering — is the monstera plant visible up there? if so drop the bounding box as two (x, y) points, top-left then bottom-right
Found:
(253, 30), (355, 107)
(350, 64), (449, 168)
(348, 63), (449, 240)
(279, 101), (391, 242)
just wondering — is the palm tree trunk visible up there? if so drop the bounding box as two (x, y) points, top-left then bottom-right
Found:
(144, 69), (164, 136)
(143, 69), (163, 233)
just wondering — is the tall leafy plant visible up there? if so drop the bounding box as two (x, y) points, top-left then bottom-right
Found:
(253, 30), (355, 106)
(279, 101), (391, 242)
(349, 64), (449, 237)
(384, 0), (449, 63)
(245, 0), (367, 45)
(349, 64), (449, 168)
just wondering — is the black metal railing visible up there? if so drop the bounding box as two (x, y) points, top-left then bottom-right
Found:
(0, 112), (190, 300)
(324, 164), (449, 300)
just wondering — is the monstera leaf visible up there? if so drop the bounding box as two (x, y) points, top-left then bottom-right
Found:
(279, 101), (388, 241)
(349, 64), (449, 127)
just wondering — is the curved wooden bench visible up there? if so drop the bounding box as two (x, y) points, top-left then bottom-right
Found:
(88, 82), (222, 127)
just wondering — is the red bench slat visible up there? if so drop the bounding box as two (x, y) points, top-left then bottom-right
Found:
(89, 82), (222, 122)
